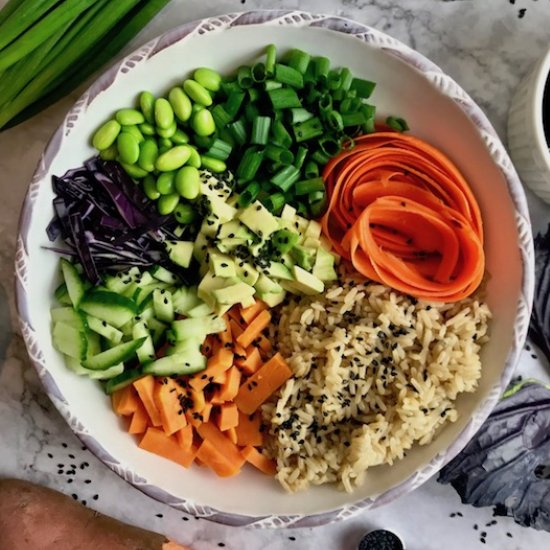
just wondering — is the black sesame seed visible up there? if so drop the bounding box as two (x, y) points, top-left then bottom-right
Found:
(71, 494), (78, 500)
(288, 536), (296, 541)
(506, 533), (513, 538)
(156, 513), (163, 518)
(93, 494), (98, 501)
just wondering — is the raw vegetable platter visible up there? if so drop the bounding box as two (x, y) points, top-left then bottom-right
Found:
(15, 11), (533, 527)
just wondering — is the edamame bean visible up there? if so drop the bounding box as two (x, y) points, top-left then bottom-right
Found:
(171, 128), (189, 145)
(156, 172), (176, 195)
(156, 120), (177, 139)
(122, 125), (144, 143)
(139, 122), (156, 136)
(120, 162), (148, 179)
(200, 155), (226, 173)
(117, 132), (140, 164)
(138, 138), (158, 172)
(186, 146), (201, 168)
(175, 166), (200, 199)
(191, 103), (204, 115)
(174, 203), (196, 224)
(159, 137), (172, 148)
(92, 119), (120, 150)
(154, 97), (174, 129)
(156, 145), (192, 171)
(193, 68), (222, 92)
(191, 109), (215, 137)
(157, 193), (180, 215)
(183, 79), (212, 106)
(99, 144), (118, 160)
(143, 174), (160, 200)
(168, 87), (192, 122)
(116, 108), (145, 126)
(139, 91), (155, 123)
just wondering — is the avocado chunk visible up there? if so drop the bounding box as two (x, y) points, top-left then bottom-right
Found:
(200, 215), (221, 238)
(239, 200), (279, 237)
(266, 261), (293, 280)
(273, 229), (300, 253)
(207, 194), (237, 223)
(305, 219), (322, 239)
(257, 290), (287, 307)
(290, 244), (316, 271)
(198, 270), (233, 309)
(280, 203), (297, 221)
(209, 250), (236, 278)
(218, 220), (252, 241)
(216, 237), (248, 254)
(213, 282), (255, 305)
(165, 240), (194, 268)
(313, 247), (338, 281)
(255, 274), (283, 294)
(291, 265), (324, 295)
(236, 261), (259, 286)
(193, 232), (209, 263)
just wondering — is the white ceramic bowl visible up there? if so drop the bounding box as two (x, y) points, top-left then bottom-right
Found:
(508, 46), (550, 202)
(16, 11), (534, 528)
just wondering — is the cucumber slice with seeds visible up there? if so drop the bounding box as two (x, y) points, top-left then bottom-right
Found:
(60, 258), (85, 307)
(79, 291), (137, 328)
(81, 337), (146, 370)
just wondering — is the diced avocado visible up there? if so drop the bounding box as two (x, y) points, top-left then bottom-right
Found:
(257, 290), (287, 307)
(291, 265), (324, 295)
(209, 250), (237, 278)
(273, 229), (300, 253)
(236, 261), (259, 286)
(305, 219), (322, 239)
(239, 200), (279, 237)
(153, 288), (174, 323)
(197, 270), (229, 309)
(294, 215), (309, 234)
(249, 241), (266, 257)
(200, 215), (221, 238)
(207, 195), (237, 223)
(212, 282), (255, 305)
(255, 274), (283, 294)
(313, 247), (338, 282)
(290, 245), (316, 271)
(216, 237), (247, 254)
(218, 220), (252, 241)
(302, 237), (321, 250)
(193, 232), (209, 263)
(240, 294), (256, 308)
(199, 170), (232, 199)
(165, 240), (194, 268)
(280, 203), (297, 221)
(280, 253), (295, 269)
(266, 261), (293, 280)
(186, 302), (214, 318)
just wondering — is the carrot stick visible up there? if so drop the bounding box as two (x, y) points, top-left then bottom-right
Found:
(236, 309), (271, 349)
(139, 427), (196, 468)
(133, 376), (162, 427)
(241, 445), (276, 475)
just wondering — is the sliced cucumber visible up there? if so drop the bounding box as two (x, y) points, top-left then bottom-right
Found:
(64, 356), (124, 380)
(81, 337), (146, 370)
(51, 307), (87, 331)
(142, 352), (206, 376)
(172, 286), (201, 314)
(132, 321), (156, 364)
(104, 368), (144, 394)
(86, 315), (123, 344)
(79, 291), (137, 328)
(153, 289), (174, 323)
(165, 240), (194, 268)
(186, 302), (213, 318)
(54, 283), (72, 306)
(60, 258), (86, 307)
(151, 265), (180, 285)
(146, 317), (168, 345)
(52, 322), (87, 360)
(172, 315), (226, 341)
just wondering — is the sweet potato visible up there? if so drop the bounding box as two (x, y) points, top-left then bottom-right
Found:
(0, 479), (191, 550)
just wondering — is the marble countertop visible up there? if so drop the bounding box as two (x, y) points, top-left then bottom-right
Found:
(1, 0), (550, 548)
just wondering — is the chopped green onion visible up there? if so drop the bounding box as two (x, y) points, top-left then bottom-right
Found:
(293, 117), (323, 142)
(270, 165), (301, 192)
(247, 87), (260, 103)
(296, 201), (309, 216)
(363, 117), (376, 133)
(294, 146), (307, 169)
(244, 102), (260, 123)
(295, 177), (325, 195)
(274, 63), (304, 89)
(350, 77), (376, 98)
(265, 44), (277, 76)
(304, 161), (319, 179)
(263, 192), (286, 213)
(327, 110), (344, 132)
(305, 86), (322, 105)
(206, 138), (233, 161)
(313, 56), (330, 81)
(309, 192), (327, 216)
(286, 48), (311, 75)
(308, 190), (325, 204)
(319, 137), (341, 157)
(220, 79), (240, 96)
(264, 79), (282, 91)
(237, 146), (263, 182)
(251, 62), (266, 83)
(238, 181), (261, 206)
(265, 144), (294, 165)
(290, 107), (313, 124)
(267, 87), (301, 109)
(228, 118), (247, 146)
(340, 97), (362, 113)
(318, 94), (333, 114)
(312, 149), (331, 165)
(386, 116), (409, 132)
(339, 67), (353, 91)
(237, 65), (253, 88)
(341, 111), (367, 127)
(211, 104), (232, 128)
(225, 90), (245, 117)
(251, 116), (272, 145)
(327, 70), (342, 91)
(271, 120), (293, 148)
